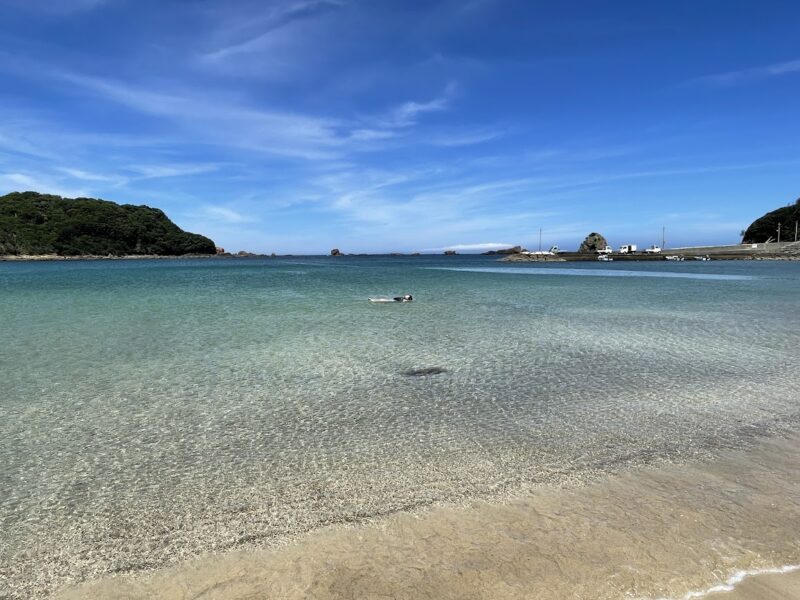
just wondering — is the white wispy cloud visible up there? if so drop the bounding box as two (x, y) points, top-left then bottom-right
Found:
(57, 167), (121, 183)
(428, 128), (506, 147)
(1, 172), (39, 188)
(3, 0), (113, 14)
(200, 205), (254, 224)
(384, 83), (458, 128)
(55, 163), (221, 188)
(53, 72), (466, 161)
(0, 171), (87, 198)
(690, 57), (800, 87)
(422, 242), (514, 252)
(525, 158), (800, 196)
(391, 97), (450, 126)
(202, 0), (345, 63)
(126, 163), (220, 179)
(346, 129), (400, 142)
(308, 163), (562, 251)
(57, 73), (347, 160)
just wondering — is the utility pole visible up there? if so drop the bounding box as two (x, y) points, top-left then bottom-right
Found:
(795, 221), (798, 242)
(777, 222), (781, 246)
(538, 228), (542, 252)
(662, 226), (665, 249)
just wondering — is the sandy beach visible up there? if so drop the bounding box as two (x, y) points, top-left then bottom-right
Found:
(54, 432), (800, 600)
(705, 568), (800, 600)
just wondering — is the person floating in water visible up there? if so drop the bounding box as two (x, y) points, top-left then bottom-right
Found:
(393, 294), (413, 302)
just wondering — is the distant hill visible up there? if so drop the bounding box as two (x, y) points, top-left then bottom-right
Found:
(0, 191), (215, 256)
(742, 198), (800, 243)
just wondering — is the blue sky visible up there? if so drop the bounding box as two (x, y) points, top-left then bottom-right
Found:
(1, 0), (799, 253)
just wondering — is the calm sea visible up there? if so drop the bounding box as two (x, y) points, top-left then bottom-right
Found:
(1, 256), (799, 598)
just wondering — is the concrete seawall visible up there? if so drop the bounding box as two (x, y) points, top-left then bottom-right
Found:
(502, 241), (800, 262)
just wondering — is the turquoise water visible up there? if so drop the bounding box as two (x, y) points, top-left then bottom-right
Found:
(1, 256), (799, 598)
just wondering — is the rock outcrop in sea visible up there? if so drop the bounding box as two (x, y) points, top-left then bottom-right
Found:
(483, 246), (526, 255)
(578, 232), (609, 253)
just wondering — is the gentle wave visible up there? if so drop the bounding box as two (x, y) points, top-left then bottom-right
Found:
(428, 266), (757, 281)
(648, 564), (800, 599)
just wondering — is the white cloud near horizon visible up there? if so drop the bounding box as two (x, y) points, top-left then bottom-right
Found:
(0, 171), (88, 199)
(423, 242), (515, 251)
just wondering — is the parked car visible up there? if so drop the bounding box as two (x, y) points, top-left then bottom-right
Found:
(618, 244), (637, 254)
(644, 245), (662, 254)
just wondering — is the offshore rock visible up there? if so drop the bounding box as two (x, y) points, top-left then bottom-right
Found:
(578, 232), (609, 254)
(484, 246), (527, 255)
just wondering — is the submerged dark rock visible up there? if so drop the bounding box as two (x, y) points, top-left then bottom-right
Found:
(401, 367), (449, 377)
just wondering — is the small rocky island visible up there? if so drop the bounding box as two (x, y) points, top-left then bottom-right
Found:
(577, 232), (610, 253)
(0, 191), (216, 258)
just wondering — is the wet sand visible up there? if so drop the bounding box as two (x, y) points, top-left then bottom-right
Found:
(55, 433), (800, 600)
(706, 569), (800, 599)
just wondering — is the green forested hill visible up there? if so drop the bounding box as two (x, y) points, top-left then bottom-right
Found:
(0, 191), (216, 256)
(742, 199), (800, 243)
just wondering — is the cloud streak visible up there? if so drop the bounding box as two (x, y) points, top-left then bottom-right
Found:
(423, 242), (514, 252)
(689, 57), (800, 87)
(2, 0), (113, 14)
(52, 72), (468, 161)
(200, 205), (254, 224)
(202, 0), (345, 63)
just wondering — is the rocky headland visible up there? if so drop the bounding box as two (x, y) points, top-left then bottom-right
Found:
(0, 191), (215, 258)
(742, 198), (800, 243)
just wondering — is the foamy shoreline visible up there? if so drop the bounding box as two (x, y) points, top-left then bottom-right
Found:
(650, 565), (800, 599)
(705, 567), (800, 599)
(53, 433), (800, 600)
(0, 253), (218, 261)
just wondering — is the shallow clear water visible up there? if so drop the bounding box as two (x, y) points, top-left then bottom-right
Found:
(1, 256), (799, 598)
